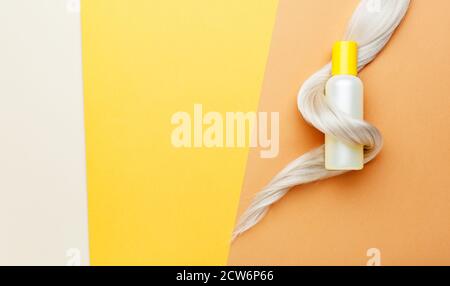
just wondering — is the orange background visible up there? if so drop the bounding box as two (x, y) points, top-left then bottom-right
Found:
(229, 0), (450, 266)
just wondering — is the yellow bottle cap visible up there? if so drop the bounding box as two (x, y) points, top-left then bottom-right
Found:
(332, 41), (358, 76)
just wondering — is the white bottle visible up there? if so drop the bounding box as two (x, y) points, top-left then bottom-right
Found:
(325, 41), (364, 170)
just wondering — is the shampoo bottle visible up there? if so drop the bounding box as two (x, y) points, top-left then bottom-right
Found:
(325, 41), (364, 170)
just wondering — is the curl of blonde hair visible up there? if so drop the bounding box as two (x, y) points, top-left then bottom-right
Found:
(233, 0), (411, 241)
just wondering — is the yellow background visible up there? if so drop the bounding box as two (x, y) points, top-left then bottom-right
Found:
(82, 0), (278, 265)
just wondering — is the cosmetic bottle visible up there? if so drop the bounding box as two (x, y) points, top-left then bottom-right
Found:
(325, 41), (364, 170)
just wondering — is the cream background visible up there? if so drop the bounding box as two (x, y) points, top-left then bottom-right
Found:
(0, 0), (89, 265)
